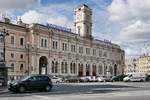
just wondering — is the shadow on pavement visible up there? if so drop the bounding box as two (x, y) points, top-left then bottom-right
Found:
(0, 83), (138, 97)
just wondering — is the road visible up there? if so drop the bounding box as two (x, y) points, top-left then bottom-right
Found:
(0, 82), (150, 100)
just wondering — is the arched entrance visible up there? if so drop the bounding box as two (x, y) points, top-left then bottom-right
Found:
(86, 64), (90, 76)
(39, 56), (47, 74)
(114, 64), (117, 76)
(92, 65), (96, 76)
(78, 63), (83, 77)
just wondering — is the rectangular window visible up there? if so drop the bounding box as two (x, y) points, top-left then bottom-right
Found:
(0, 52), (4, 61)
(41, 38), (47, 48)
(44, 39), (47, 47)
(41, 39), (44, 47)
(86, 48), (90, 55)
(71, 45), (76, 52)
(79, 46), (83, 54)
(99, 50), (102, 57)
(77, 26), (81, 34)
(11, 36), (14, 45)
(62, 43), (67, 51)
(93, 49), (96, 56)
(52, 41), (58, 49)
(11, 53), (14, 58)
(20, 64), (24, 71)
(20, 38), (24, 46)
(0, 37), (3, 43)
(1, 52), (4, 57)
(20, 54), (23, 59)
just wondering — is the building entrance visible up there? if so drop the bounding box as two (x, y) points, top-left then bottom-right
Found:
(78, 64), (83, 77)
(39, 56), (47, 74)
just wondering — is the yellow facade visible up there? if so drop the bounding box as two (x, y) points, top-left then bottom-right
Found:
(136, 56), (150, 74)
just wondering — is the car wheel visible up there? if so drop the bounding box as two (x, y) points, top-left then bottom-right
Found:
(19, 86), (25, 93)
(45, 85), (52, 92)
(140, 79), (144, 82)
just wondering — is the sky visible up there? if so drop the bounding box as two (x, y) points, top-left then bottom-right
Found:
(0, 0), (150, 58)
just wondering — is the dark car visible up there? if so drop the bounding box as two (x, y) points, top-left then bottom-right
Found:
(64, 76), (80, 83)
(8, 75), (53, 93)
(146, 74), (150, 81)
(111, 75), (127, 82)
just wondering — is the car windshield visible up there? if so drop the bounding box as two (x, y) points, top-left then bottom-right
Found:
(21, 76), (31, 81)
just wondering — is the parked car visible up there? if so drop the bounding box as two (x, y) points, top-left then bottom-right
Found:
(79, 76), (89, 82)
(123, 72), (146, 82)
(8, 75), (53, 93)
(96, 76), (106, 82)
(64, 76), (80, 83)
(111, 75), (127, 82)
(51, 77), (63, 83)
(146, 74), (150, 81)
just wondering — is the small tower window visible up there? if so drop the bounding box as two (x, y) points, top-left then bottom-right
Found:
(20, 38), (24, 46)
(87, 26), (89, 34)
(77, 26), (81, 34)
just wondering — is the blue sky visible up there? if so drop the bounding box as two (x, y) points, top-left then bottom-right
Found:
(1, 0), (150, 58)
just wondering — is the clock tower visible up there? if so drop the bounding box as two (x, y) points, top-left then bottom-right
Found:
(74, 4), (92, 39)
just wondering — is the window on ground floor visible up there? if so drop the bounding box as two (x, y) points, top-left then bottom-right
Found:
(70, 62), (76, 74)
(10, 63), (14, 72)
(52, 61), (58, 73)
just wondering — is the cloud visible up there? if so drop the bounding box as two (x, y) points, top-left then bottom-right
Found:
(115, 20), (150, 41)
(108, 0), (150, 22)
(21, 9), (73, 30)
(0, 0), (36, 12)
(21, 10), (46, 24)
(107, 0), (150, 56)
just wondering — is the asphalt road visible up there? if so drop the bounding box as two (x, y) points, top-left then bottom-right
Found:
(0, 82), (150, 100)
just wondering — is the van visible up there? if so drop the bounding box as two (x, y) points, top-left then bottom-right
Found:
(123, 72), (146, 82)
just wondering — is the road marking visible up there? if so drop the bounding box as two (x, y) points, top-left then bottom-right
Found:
(32, 95), (50, 100)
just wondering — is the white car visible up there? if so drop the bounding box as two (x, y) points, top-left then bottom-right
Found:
(96, 76), (106, 82)
(51, 77), (62, 83)
(123, 72), (146, 82)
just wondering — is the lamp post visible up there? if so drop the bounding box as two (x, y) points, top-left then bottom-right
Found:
(0, 28), (9, 64)
(0, 28), (9, 86)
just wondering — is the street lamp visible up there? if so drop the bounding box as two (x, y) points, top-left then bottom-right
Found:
(0, 28), (9, 86)
(0, 28), (9, 64)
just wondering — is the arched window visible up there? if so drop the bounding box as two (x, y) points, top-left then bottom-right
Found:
(86, 64), (90, 76)
(52, 61), (55, 73)
(73, 63), (76, 74)
(92, 64), (96, 76)
(65, 62), (67, 73)
(20, 64), (23, 71)
(61, 62), (64, 73)
(99, 65), (103, 75)
(110, 66), (113, 75)
(114, 64), (117, 76)
(11, 63), (14, 72)
(70, 63), (73, 74)
(55, 61), (58, 73)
